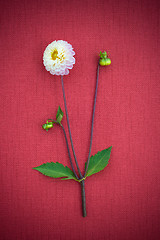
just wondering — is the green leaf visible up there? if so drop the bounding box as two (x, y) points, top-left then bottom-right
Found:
(56, 106), (63, 123)
(33, 162), (77, 181)
(85, 146), (112, 177)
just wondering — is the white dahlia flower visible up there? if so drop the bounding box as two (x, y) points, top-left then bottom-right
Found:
(43, 40), (75, 75)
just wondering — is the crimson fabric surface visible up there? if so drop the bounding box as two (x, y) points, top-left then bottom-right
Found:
(0, 0), (160, 239)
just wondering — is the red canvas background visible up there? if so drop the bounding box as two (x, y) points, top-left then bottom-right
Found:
(0, 0), (160, 239)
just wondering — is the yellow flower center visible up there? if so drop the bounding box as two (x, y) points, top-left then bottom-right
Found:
(52, 50), (58, 60)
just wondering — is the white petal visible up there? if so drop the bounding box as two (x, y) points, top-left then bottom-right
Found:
(43, 40), (75, 76)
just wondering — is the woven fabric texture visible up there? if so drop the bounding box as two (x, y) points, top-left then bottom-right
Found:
(0, 0), (160, 239)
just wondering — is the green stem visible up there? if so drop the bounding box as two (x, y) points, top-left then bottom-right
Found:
(84, 63), (100, 177)
(60, 75), (83, 179)
(81, 180), (87, 217)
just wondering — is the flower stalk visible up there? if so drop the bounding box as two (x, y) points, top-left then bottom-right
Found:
(84, 63), (100, 177)
(61, 75), (87, 217)
(81, 180), (86, 217)
(61, 124), (79, 180)
(60, 60), (101, 216)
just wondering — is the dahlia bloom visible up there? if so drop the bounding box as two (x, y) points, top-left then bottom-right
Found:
(43, 40), (75, 75)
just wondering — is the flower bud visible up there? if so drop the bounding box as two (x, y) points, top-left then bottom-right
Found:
(99, 51), (111, 66)
(42, 121), (54, 131)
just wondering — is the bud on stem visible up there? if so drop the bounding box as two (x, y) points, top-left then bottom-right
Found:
(99, 51), (111, 66)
